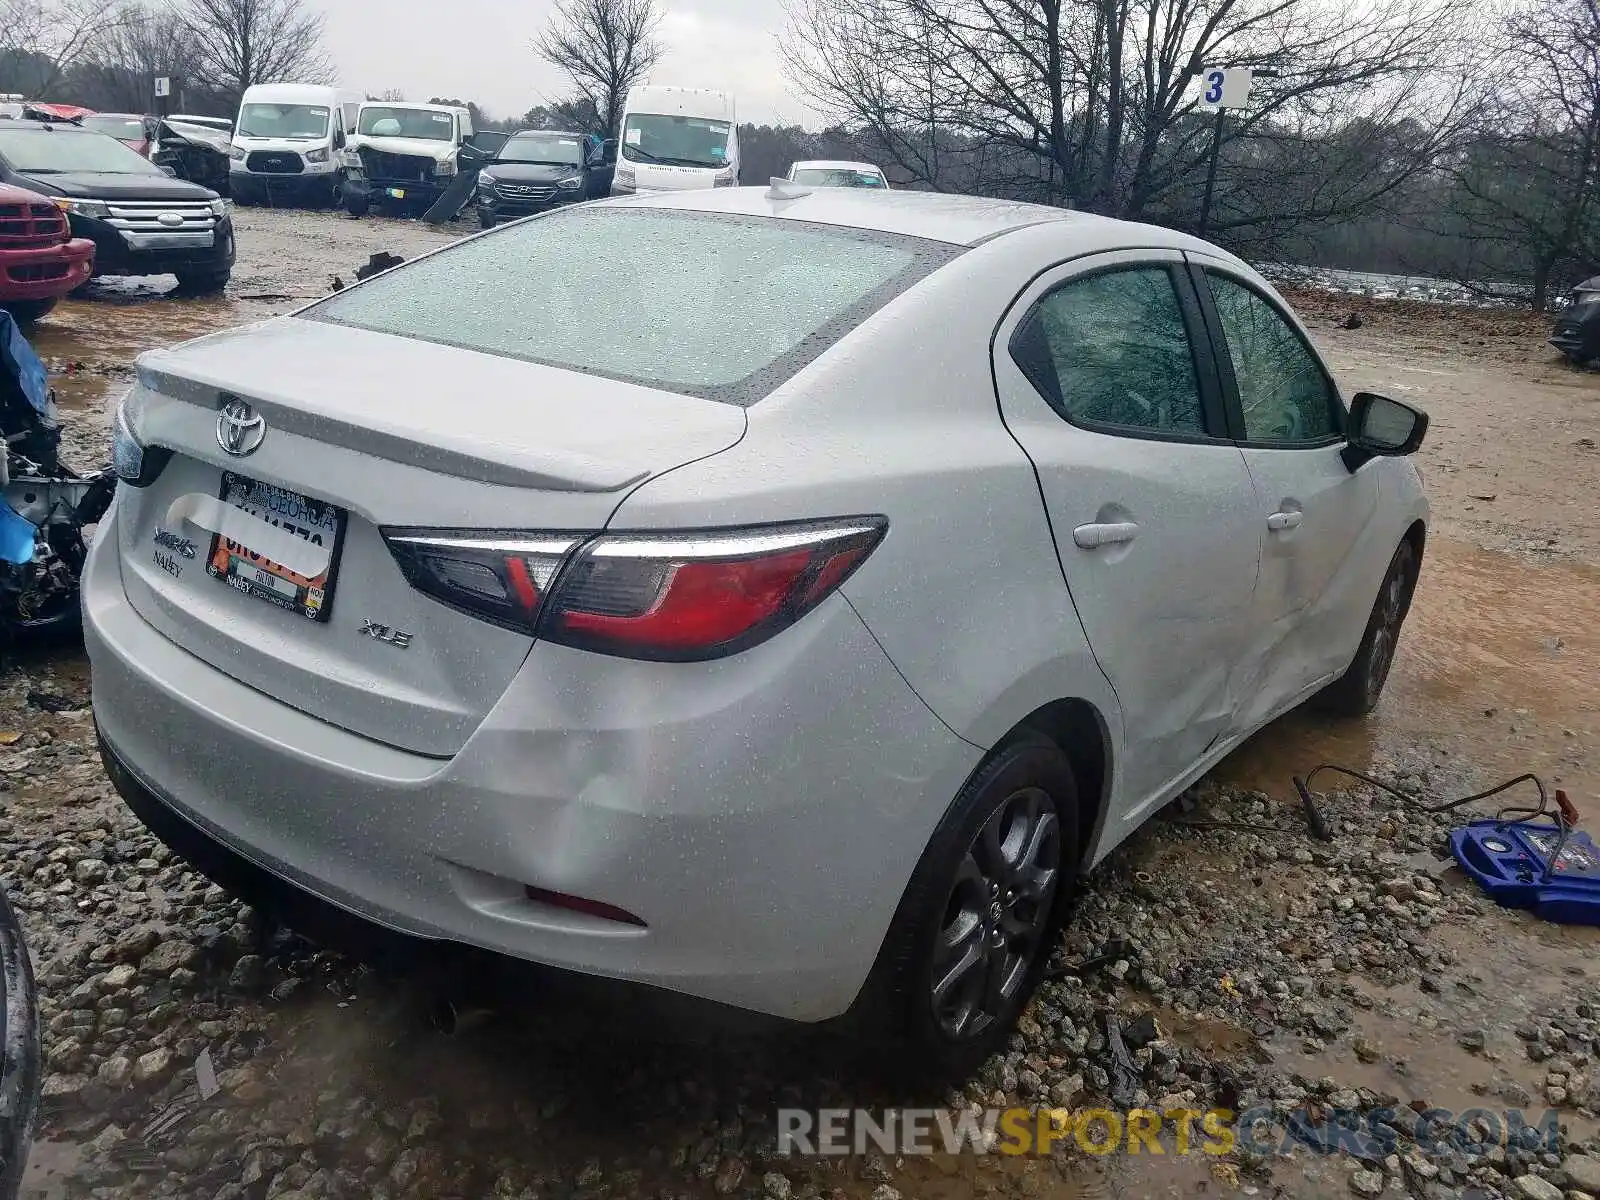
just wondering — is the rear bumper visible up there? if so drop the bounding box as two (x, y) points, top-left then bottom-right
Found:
(0, 237), (94, 300)
(83, 513), (978, 1021)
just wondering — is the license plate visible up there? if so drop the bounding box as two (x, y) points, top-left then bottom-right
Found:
(386, 187), (406, 199)
(205, 473), (345, 621)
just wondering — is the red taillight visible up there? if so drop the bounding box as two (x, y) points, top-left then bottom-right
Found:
(542, 520), (887, 660)
(382, 518), (887, 660)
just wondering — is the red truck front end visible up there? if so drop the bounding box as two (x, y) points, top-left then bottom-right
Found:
(0, 183), (95, 324)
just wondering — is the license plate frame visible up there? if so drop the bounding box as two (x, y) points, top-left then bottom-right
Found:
(205, 472), (346, 622)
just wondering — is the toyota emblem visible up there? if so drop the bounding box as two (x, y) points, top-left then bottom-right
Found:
(216, 397), (266, 457)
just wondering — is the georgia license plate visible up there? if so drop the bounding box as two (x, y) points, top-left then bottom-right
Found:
(206, 472), (345, 621)
(386, 187), (405, 199)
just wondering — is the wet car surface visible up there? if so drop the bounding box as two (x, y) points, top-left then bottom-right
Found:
(0, 208), (1595, 1200)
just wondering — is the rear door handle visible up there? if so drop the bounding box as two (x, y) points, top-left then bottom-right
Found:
(1267, 511), (1303, 531)
(1073, 521), (1140, 549)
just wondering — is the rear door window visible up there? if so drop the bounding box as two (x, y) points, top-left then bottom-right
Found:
(307, 208), (956, 404)
(1010, 266), (1213, 438)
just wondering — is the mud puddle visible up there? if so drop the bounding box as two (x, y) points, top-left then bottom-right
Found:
(1270, 909), (1600, 1141)
(24, 289), (296, 413)
(19, 1138), (87, 1199)
(1217, 538), (1597, 814)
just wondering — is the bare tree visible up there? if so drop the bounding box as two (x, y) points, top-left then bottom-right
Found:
(534, 0), (664, 138)
(0, 0), (128, 97)
(177, 0), (334, 111)
(73, 4), (196, 112)
(1437, 0), (1600, 306)
(782, 0), (1479, 250)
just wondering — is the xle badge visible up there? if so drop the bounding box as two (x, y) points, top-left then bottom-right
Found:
(359, 619), (412, 649)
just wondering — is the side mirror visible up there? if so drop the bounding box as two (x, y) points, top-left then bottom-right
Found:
(458, 144), (489, 170)
(1342, 392), (1428, 472)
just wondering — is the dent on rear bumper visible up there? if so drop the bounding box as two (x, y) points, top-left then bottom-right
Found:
(83, 522), (979, 1021)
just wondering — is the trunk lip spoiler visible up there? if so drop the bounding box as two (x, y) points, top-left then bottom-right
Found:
(131, 363), (653, 494)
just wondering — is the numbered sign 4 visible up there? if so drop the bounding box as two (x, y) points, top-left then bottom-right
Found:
(1197, 67), (1253, 110)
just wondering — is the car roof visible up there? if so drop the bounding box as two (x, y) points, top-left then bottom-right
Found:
(602, 186), (1198, 251)
(792, 160), (883, 173)
(360, 101), (459, 113)
(241, 84), (347, 103)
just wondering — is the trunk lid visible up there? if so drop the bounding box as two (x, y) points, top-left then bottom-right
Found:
(115, 318), (746, 757)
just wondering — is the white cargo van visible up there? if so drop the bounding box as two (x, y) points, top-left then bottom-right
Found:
(229, 84), (361, 206)
(610, 86), (738, 195)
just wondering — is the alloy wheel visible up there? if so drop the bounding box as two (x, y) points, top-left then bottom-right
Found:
(931, 786), (1061, 1039)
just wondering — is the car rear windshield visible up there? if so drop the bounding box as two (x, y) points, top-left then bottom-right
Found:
(306, 207), (957, 405)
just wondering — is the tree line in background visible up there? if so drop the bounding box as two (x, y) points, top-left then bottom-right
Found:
(4, 0), (1600, 306)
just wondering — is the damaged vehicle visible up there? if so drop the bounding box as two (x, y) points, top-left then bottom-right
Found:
(1550, 274), (1600, 364)
(0, 309), (115, 653)
(151, 117), (233, 195)
(0, 120), (234, 292)
(81, 112), (156, 157)
(87, 189), (1431, 1078)
(0, 181), (96, 324)
(341, 102), (474, 216)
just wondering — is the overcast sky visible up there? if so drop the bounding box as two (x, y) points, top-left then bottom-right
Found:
(309, 0), (812, 126)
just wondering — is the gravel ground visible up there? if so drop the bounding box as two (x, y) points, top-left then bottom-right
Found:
(5, 209), (1599, 1200)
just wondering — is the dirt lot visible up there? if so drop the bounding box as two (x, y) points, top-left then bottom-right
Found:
(4, 209), (1598, 1200)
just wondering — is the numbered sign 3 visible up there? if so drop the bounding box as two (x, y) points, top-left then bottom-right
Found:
(1197, 67), (1253, 110)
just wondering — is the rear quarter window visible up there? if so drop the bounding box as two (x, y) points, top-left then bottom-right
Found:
(305, 207), (957, 405)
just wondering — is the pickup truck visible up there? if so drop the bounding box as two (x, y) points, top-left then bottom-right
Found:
(340, 102), (507, 216)
(0, 181), (95, 324)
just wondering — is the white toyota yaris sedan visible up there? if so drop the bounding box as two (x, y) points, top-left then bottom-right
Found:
(86, 184), (1427, 1077)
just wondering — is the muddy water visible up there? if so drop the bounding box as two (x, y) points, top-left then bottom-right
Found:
(1269, 887), (1600, 1144)
(1218, 538), (1598, 814)
(23, 291), (296, 414)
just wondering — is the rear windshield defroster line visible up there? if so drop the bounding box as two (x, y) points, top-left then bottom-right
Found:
(305, 207), (961, 406)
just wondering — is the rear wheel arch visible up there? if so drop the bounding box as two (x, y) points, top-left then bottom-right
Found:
(1006, 697), (1111, 874)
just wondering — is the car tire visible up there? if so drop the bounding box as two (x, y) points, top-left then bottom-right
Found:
(174, 269), (230, 295)
(1, 297), (57, 325)
(0, 884), (41, 1199)
(855, 730), (1078, 1081)
(477, 209), (496, 229)
(344, 191), (369, 218)
(1315, 537), (1420, 717)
